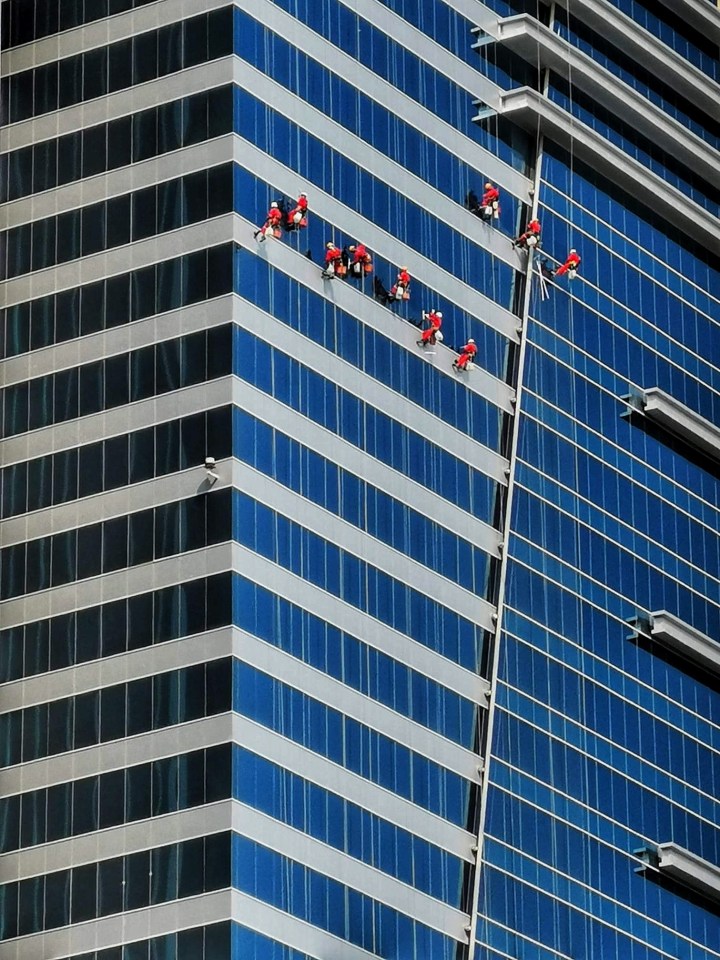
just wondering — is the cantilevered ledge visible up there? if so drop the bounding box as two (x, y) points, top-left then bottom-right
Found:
(628, 611), (720, 677)
(637, 843), (720, 905)
(492, 15), (717, 186)
(492, 88), (720, 253)
(554, 0), (719, 119)
(622, 388), (720, 464)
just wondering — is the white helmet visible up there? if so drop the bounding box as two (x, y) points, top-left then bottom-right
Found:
(570, 248), (576, 253)
(436, 312), (443, 318)
(270, 201), (278, 208)
(300, 192), (307, 198)
(468, 339), (475, 344)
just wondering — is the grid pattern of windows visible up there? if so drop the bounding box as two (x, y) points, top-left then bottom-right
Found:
(0, 572), (232, 682)
(0, 832), (230, 938)
(0, 745), (231, 854)
(1, 86), (233, 202)
(233, 661), (474, 827)
(1, 245), (233, 357)
(1, 406), (232, 519)
(1, 324), (232, 438)
(62, 922), (232, 960)
(1, 0), (161, 48)
(2, 164), (233, 279)
(0, 488), (231, 599)
(0, 658), (232, 767)
(0, 8), (233, 124)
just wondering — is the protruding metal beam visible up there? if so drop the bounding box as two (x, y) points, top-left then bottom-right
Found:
(621, 387), (720, 463)
(657, 843), (720, 903)
(628, 611), (720, 677)
(496, 88), (720, 252)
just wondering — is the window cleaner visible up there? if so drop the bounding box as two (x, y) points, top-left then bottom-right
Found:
(349, 244), (373, 278)
(480, 182), (500, 221)
(322, 242), (345, 278)
(389, 267), (411, 301)
(417, 309), (443, 347)
(452, 339), (477, 371)
(513, 218), (541, 250)
(287, 192), (309, 230)
(254, 202), (282, 242)
(554, 249), (581, 279)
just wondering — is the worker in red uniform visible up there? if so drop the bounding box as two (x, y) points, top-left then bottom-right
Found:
(254, 202), (282, 241)
(287, 192), (309, 229)
(554, 248), (581, 278)
(417, 309), (443, 347)
(514, 218), (541, 249)
(453, 339), (477, 371)
(480, 182), (500, 221)
(349, 243), (372, 277)
(322, 242), (344, 278)
(390, 267), (411, 301)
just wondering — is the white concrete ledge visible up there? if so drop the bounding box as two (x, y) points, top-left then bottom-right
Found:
(623, 387), (720, 463)
(653, 0), (720, 47)
(554, 0), (719, 120)
(492, 87), (720, 252)
(494, 15), (717, 186)
(649, 610), (720, 676)
(657, 842), (720, 903)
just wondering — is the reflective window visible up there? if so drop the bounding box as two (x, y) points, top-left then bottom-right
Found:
(1, 324), (232, 439)
(234, 747), (465, 906)
(233, 661), (474, 826)
(2, 166), (233, 280)
(1, 406), (231, 519)
(0, 746), (230, 854)
(2, 245), (232, 359)
(232, 325), (499, 524)
(0, 833), (230, 938)
(0, 660), (232, 767)
(37, 84), (232, 196)
(0, 573), (231, 683)
(60, 922), (231, 960)
(0, 488), (232, 601)
(0, 9), (233, 122)
(233, 834), (458, 960)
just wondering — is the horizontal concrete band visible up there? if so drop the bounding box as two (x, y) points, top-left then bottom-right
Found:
(0, 890), (233, 960)
(497, 87), (720, 253)
(233, 295), (509, 484)
(228, 58), (519, 273)
(2, 134), (237, 227)
(0, 212), (238, 307)
(232, 139), (520, 343)
(0, 710), (476, 866)
(0, 0), (230, 76)
(0, 539), (489, 707)
(0, 375), (234, 466)
(554, 0), (720, 120)
(246, 0), (530, 199)
(1, 626), (477, 791)
(231, 379), (502, 555)
(0, 57), (236, 152)
(496, 15), (717, 186)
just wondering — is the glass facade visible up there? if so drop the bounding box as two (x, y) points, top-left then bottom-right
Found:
(0, 1), (717, 958)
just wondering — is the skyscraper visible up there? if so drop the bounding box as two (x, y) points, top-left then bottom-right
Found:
(0, 1), (718, 959)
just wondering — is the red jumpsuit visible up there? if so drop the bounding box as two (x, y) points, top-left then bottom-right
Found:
(392, 269), (411, 299)
(555, 251), (581, 276)
(421, 311), (442, 344)
(455, 341), (477, 370)
(324, 245), (343, 276)
(516, 219), (541, 246)
(287, 195), (308, 226)
(481, 185), (500, 207)
(257, 206), (282, 238)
